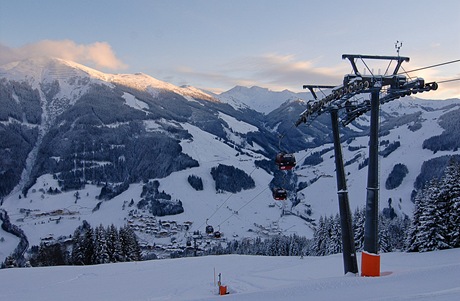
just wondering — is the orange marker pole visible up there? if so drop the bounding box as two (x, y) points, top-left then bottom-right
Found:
(361, 251), (380, 277)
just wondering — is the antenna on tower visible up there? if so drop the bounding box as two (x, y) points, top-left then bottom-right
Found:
(395, 40), (403, 57)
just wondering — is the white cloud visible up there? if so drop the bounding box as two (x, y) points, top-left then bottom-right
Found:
(0, 40), (127, 71)
(173, 53), (348, 92)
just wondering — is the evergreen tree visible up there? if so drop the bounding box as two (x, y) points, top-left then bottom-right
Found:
(407, 158), (460, 252)
(353, 207), (365, 252)
(438, 159), (460, 248)
(106, 224), (124, 262)
(313, 216), (329, 256)
(378, 213), (392, 253)
(35, 242), (67, 266)
(416, 179), (450, 252)
(82, 224), (95, 265)
(387, 215), (411, 251)
(253, 237), (264, 255)
(120, 225), (141, 261)
(288, 234), (301, 256)
(406, 189), (425, 252)
(327, 214), (342, 255)
(71, 228), (83, 265)
(93, 224), (110, 264)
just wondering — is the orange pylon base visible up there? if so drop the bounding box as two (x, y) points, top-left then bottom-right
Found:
(361, 251), (380, 277)
(219, 285), (228, 295)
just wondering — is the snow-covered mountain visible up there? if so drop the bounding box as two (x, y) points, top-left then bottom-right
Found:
(216, 85), (311, 114)
(1, 57), (459, 263)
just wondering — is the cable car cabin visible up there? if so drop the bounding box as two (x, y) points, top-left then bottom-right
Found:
(205, 225), (214, 234)
(275, 153), (296, 170)
(213, 231), (222, 239)
(272, 188), (287, 201)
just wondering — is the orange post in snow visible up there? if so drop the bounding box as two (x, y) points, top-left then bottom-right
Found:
(361, 251), (380, 277)
(219, 285), (228, 295)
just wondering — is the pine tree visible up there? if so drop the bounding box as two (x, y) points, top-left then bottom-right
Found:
(328, 214), (342, 255)
(288, 234), (301, 256)
(417, 179), (450, 252)
(387, 215), (410, 251)
(353, 207), (365, 252)
(82, 225), (95, 265)
(378, 213), (392, 253)
(313, 216), (329, 256)
(71, 228), (85, 265)
(93, 224), (110, 264)
(106, 224), (124, 262)
(406, 188), (426, 252)
(36, 242), (66, 266)
(120, 225), (141, 261)
(439, 159), (460, 248)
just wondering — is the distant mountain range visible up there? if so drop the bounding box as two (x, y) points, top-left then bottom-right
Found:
(1, 57), (459, 262)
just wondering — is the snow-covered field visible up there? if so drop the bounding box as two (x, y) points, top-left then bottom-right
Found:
(1, 248), (459, 301)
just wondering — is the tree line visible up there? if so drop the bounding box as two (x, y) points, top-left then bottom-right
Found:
(406, 158), (460, 252)
(12, 221), (142, 268)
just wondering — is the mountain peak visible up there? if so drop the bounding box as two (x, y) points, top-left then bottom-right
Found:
(217, 85), (311, 114)
(0, 57), (218, 102)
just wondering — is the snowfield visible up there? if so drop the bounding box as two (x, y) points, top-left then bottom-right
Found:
(1, 248), (459, 301)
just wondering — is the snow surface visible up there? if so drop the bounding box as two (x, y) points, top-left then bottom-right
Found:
(218, 112), (258, 134)
(122, 92), (149, 111)
(1, 249), (459, 301)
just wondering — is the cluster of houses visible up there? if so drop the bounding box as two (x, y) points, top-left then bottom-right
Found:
(126, 210), (193, 239)
(252, 221), (282, 237)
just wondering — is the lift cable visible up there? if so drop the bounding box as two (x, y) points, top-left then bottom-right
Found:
(194, 163), (261, 233)
(398, 59), (460, 74)
(437, 78), (460, 84)
(217, 186), (270, 228)
(215, 145), (318, 228)
(193, 117), (303, 235)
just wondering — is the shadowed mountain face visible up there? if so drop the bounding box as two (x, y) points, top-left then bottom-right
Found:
(0, 58), (336, 199)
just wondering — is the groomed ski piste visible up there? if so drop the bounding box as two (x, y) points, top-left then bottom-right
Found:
(1, 248), (459, 301)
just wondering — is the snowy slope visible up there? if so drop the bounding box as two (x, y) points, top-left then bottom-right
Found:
(1, 248), (459, 301)
(0, 119), (308, 254)
(294, 97), (460, 219)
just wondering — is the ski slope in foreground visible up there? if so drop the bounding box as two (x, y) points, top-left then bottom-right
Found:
(1, 248), (459, 301)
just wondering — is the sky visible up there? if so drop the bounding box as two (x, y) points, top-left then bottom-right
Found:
(1, 0), (459, 99)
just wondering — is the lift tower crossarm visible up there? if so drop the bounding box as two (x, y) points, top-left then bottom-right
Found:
(302, 85), (336, 100)
(342, 54), (410, 75)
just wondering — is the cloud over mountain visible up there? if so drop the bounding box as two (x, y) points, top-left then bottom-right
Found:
(0, 40), (127, 71)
